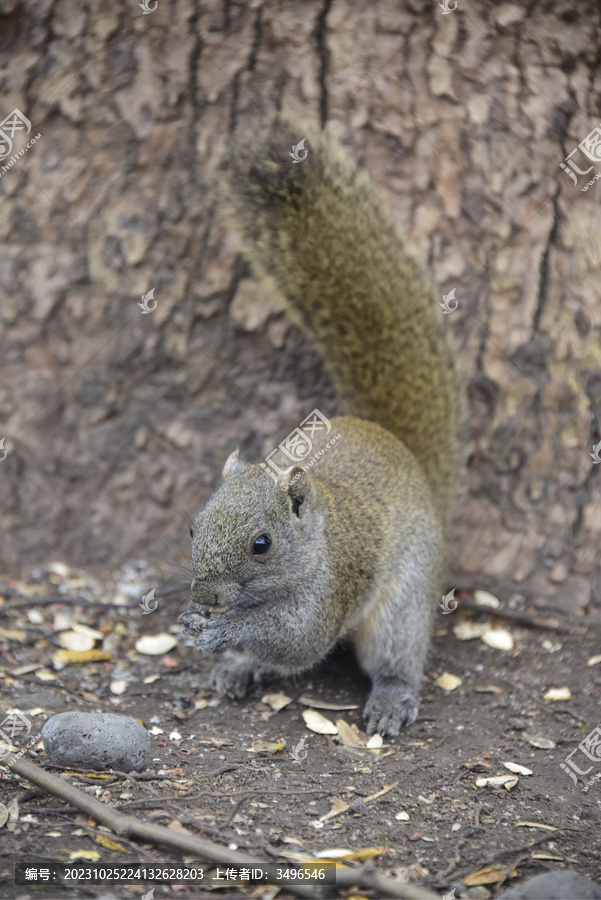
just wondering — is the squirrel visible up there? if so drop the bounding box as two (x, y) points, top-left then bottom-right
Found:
(178, 126), (466, 735)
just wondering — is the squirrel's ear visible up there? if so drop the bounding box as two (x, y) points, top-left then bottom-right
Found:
(276, 466), (311, 517)
(222, 449), (246, 481)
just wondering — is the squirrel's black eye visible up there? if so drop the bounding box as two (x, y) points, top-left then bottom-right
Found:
(252, 533), (272, 556)
(190, 525), (194, 538)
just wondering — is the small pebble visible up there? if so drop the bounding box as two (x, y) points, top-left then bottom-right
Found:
(42, 712), (150, 773)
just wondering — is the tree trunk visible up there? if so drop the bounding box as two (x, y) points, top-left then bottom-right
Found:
(0, 0), (599, 616)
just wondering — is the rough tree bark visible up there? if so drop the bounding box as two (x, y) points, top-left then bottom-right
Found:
(0, 0), (600, 617)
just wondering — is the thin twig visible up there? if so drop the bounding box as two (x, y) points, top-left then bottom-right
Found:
(224, 796), (248, 826)
(0, 596), (134, 612)
(456, 601), (567, 632)
(148, 811), (230, 842)
(209, 788), (331, 799)
(115, 795), (202, 810)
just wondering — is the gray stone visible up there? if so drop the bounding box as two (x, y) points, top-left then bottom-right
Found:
(497, 871), (601, 900)
(42, 713), (150, 773)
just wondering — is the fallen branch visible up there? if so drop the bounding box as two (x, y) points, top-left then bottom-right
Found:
(3, 750), (439, 899)
(456, 600), (567, 632)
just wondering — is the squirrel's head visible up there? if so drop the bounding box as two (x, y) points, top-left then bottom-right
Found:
(189, 449), (325, 607)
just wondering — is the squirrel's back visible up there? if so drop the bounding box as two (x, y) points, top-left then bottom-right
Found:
(220, 127), (466, 534)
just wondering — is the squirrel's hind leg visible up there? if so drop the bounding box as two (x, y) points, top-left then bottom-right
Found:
(351, 570), (436, 736)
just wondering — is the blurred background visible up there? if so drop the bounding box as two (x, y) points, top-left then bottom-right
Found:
(0, 0), (599, 616)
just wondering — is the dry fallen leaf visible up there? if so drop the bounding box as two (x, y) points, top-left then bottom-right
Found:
(246, 741), (285, 754)
(503, 762), (533, 775)
(48, 561), (70, 578)
(10, 664), (39, 676)
(524, 734), (556, 750)
(475, 774), (518, 791)
(0, 627), (27, 641)
(93, 833), (127, 853)
(335, 719), (366, 748)
(481, 628), (514, 651)
(302, 709), (338, 734)
(473, 590), (500, 608)
(587, 654), (601, 667)
(543, 686), (571, 702)
(475, 684), (503, 693)
(0, 803), (8, 829)
(35, 669), (57, 681)
(366, 734), (383, 750)
(453, 621), (484, 641)
(71, 623), (104, 640)
(135, 633), (177, 655)
(464, 864), (518, 886)
(515, 821), (557, 831)
(314, 846), (384, 862)
(261, 693), (292, 712)
(298, 695), (359, 710)
(52, 649), (113, 665)
(67, 850), (102, 862)
(58, 631), (96, 652)
(435, 672), (462, 691)
(395, 811), (410, 821)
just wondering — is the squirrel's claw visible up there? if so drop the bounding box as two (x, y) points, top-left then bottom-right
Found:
(363, 683), (420, 736)
(210, 660), (252, 699)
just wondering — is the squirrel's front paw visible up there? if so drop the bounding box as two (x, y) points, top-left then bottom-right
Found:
(178, 608), (232, 653)
(363, 679), (419, 736)
(178, 607), (209, 637)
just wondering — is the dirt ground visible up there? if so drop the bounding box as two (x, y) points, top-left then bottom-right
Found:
(0, 563), (600, 900)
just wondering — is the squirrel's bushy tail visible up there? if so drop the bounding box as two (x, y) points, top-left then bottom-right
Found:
(221, 126), (466, 533)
